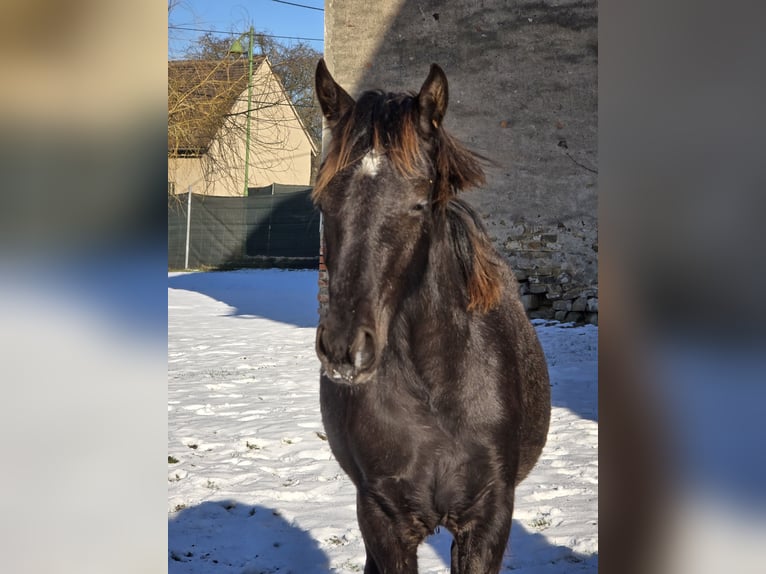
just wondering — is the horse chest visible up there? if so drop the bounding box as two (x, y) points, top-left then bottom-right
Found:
(321, 376), (500, 493)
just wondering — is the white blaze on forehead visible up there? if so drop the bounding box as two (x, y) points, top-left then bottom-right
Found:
(358, 150), (381, 178)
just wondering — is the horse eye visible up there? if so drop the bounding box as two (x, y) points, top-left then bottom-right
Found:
(412, 200), (428, 212)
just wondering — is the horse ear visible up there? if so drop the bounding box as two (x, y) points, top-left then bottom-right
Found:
(315, 58), (355, 126)
(417, 63), (449, 133)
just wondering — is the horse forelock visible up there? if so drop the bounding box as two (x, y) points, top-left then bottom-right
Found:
(313, 90), (487, 205)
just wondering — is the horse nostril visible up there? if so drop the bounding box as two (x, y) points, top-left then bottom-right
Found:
(348, 328), (376, 372)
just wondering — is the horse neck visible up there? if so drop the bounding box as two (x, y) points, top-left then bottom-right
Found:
(396, 222), (473, 344)
(377, 230), (474, 396)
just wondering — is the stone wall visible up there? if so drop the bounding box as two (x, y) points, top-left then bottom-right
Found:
(321, 0), (597, 323)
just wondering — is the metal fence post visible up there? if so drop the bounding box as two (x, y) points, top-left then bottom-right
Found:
(184, 186), (192, 269)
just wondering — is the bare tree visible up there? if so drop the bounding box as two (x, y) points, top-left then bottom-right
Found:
(168, 17), (322, 200)
(183, 33), (322, 145)
(169, 59), (289, 197)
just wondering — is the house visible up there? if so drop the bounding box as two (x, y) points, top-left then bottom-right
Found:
(168, 56), (318, 196)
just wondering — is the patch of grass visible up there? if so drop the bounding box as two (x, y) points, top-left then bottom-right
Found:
(326, 534), (348, 547)
(187, 444), (198, 450)
(531, 516), (552, 529)
(246, 441), (260, 450)
(173, 504), (187, 512)
(168, 455), (179, 464)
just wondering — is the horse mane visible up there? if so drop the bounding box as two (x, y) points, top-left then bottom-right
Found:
(446, 199), (503, 312)
(315, 89), (501, 312)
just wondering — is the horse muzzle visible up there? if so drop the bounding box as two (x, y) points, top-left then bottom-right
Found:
(315, 323), (378, 384)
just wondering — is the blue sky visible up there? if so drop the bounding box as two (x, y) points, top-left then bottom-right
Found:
(169, 0), (324, 58)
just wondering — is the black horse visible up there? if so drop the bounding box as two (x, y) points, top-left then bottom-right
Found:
(313, 59), (551, 574)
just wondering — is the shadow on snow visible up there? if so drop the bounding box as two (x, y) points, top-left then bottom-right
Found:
(168, 269), (319, 328)
(549, 370), (598, 423)
(168, 500), (596, 573)
(533, 322), (598, 423)
(168, 500), (330, 574)
(426, 521), (597, 573)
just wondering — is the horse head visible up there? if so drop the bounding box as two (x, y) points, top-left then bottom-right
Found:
(313, 59), (492, 383)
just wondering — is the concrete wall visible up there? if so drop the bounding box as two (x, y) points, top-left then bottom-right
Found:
(323, 0), (597, 322)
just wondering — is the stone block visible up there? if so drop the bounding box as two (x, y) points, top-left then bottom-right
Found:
(554, 310), (568, 321)
(565, 311), (584, 323)
(552, 299), (572, 311)
(507, 224), (526, 238)
(585, 312), (598, 326)
(571, 296), (588, 312)
(532, 267), (557, 277)
(586, 297), (598, 313)
(545, 289), (562, 300)
(530, 308), (555, 320)
(530, 274), (557, 285)
(562, 287), (597, 300)
(520, 293), (540, 311)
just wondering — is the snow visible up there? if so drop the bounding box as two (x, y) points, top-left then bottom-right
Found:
(168, 269), (598, 573)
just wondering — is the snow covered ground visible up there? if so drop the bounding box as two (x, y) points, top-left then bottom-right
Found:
(168, 269), (598, 573)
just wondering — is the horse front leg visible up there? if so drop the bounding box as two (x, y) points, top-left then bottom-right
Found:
(356, 492), (420, 574)
(451, 515), (512, 574)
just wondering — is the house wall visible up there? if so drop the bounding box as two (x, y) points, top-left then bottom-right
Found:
(169, 60), (316, 197)
(321, 0), (597, 322)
